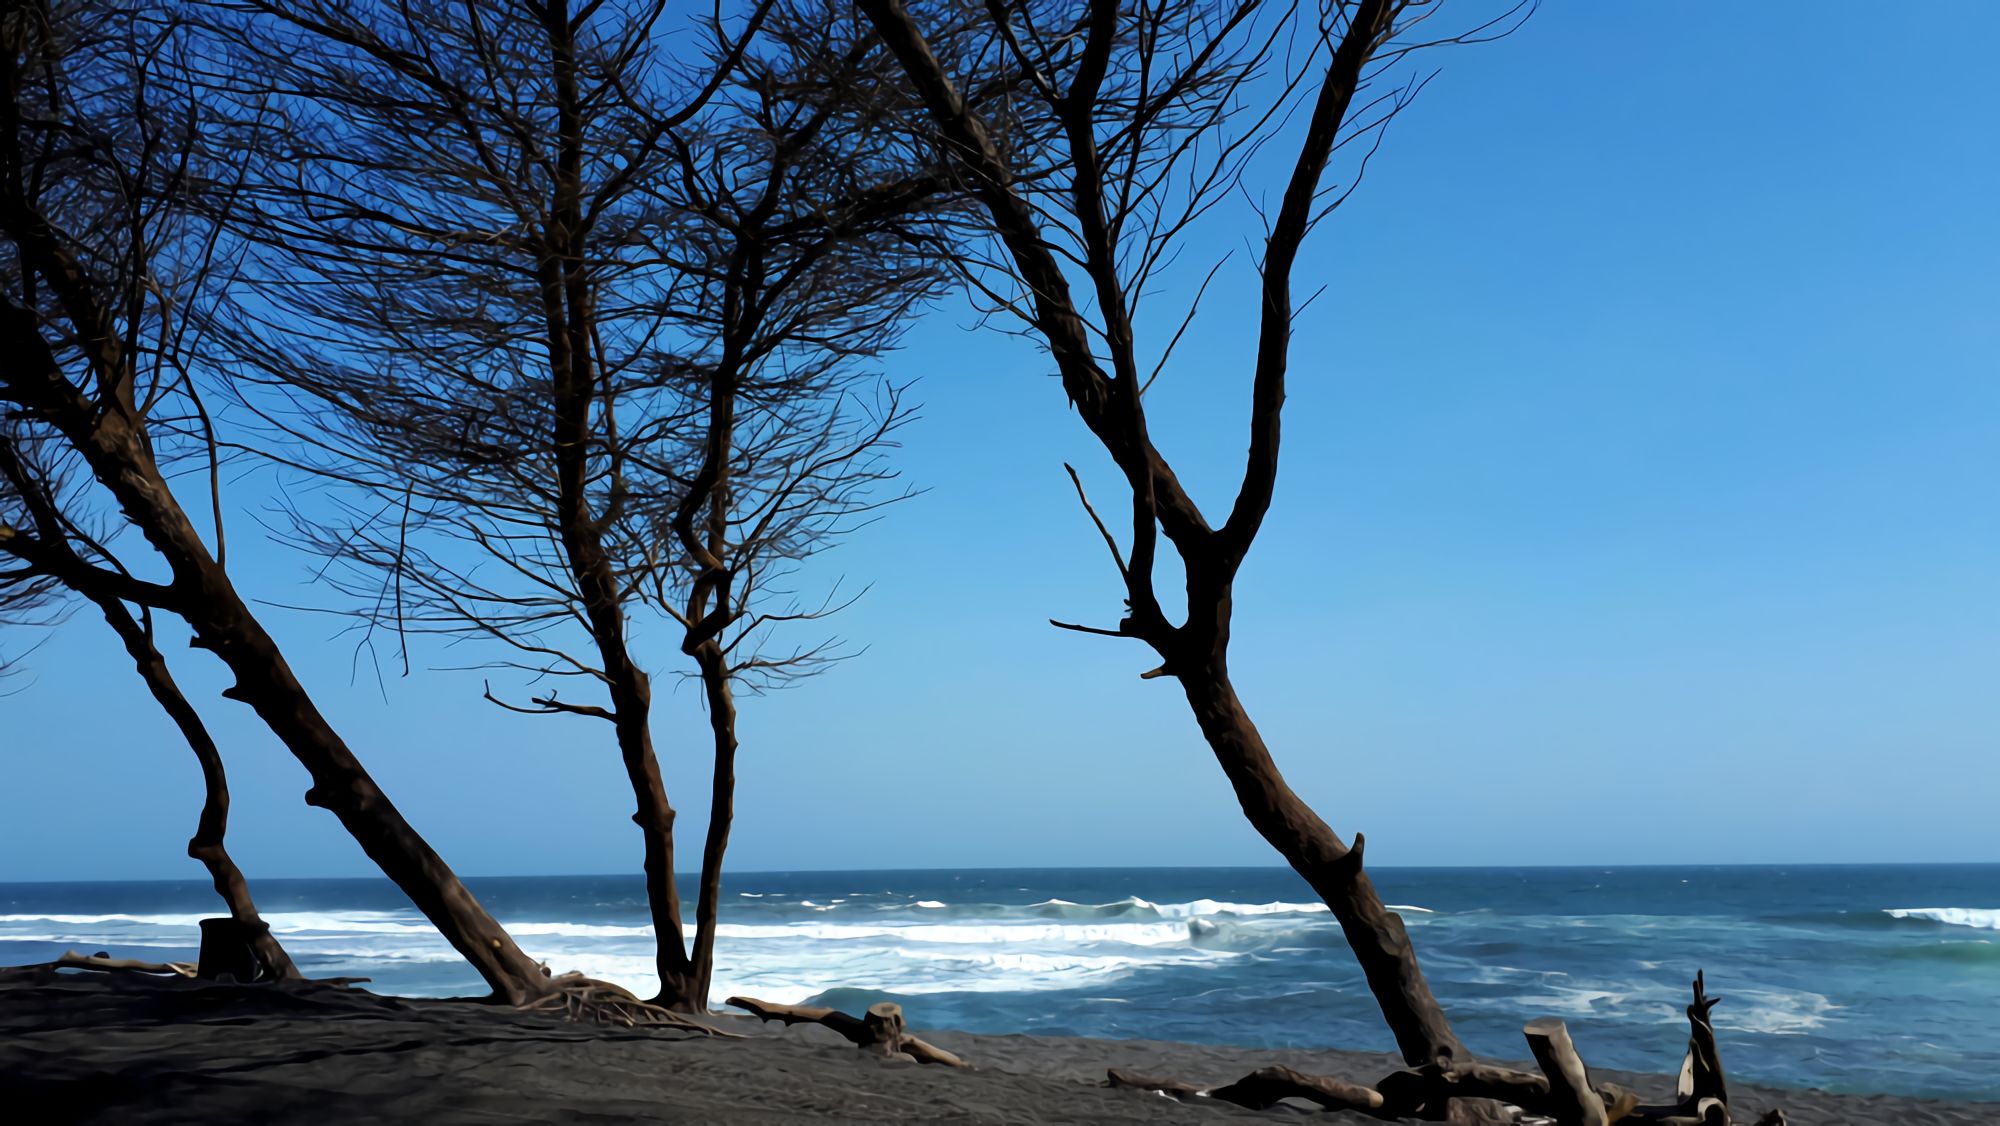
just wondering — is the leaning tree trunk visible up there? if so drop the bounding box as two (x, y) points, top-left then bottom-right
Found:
(1179, 651), (1465, 1068)
(181, 554), (547, 1001)
(95, 596), (298, 980)
(2, 318), (551, 1003)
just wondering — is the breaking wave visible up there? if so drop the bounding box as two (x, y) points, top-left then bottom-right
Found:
(1883, 907), (2000, 931)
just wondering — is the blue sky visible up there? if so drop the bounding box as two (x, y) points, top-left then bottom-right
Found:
(4, 3), (1997, 881)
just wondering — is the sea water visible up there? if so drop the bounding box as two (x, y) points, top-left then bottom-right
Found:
(2, 865), (1995, 1100)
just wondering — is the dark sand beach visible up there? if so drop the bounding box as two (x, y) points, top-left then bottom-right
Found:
(2, 974), (1991, 1125)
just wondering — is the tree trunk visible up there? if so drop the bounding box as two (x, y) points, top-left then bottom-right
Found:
(180, 564), (549, 1002)
(1178, 656), (1465, 1068)
(686, 641), (739, 1013)
(94, 596), (297, 980)
(606, 671), (699, 1010)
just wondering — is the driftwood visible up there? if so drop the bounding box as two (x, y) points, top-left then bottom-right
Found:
(726, 996), (966, 1066)
(1108, 1065), (1390, 1115)
(6, 950), (199, 978)
(1103, 971), (1784, 1125)
(1623, 975), (1765, 1124)
(1105, 1067), (1205, 1101)
(1112, 1062), (1516, 1121)
(1524, 1019), (1608, 1126)
(3, 950), (371, 990)
(1678, 972), (1728, 1107)
(1208, 1065), (1388, 1114)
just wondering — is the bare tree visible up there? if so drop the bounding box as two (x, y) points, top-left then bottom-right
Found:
(0, 437), (298, 978)
(642, 5), (955, 1008)
(0, 0), (550, 1001)
(853, 0), (1526, 1068)
(206, 0), (953, 1010)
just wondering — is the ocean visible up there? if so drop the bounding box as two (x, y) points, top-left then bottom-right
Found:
(2, 865), (1995, 1101)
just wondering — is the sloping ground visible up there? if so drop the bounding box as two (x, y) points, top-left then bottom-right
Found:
(0, 975), (1984, 1125)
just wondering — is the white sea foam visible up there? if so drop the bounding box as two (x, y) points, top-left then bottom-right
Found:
(712, 921), (1190, 946)
(0, 912), (212, 927)
(502, 921), (653, 938)
(1885, 907), (2000, 931)
(267, 912), (441, 934)
(0, 893), (1347, 1011)
(275, 945), (467, 964)
(1154, 899), (1329, 918)
(1718, 989), (1837, 1035)
(1021, 897), (1343, 919)
(0, 910), (445, 935)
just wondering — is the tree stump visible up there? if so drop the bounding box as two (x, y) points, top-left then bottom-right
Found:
(197, 917), (267, 983)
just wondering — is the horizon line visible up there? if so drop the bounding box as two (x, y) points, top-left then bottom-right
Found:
(4, 858), (1997, 886)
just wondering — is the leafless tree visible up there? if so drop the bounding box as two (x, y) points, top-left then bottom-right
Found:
(853, 0), (1528, 1069)
(0, 436), (299, 978)
(206, 0), (955, 1010)
(0, 0), (550, 1001)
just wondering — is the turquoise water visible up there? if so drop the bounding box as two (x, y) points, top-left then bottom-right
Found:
(2, 864), (1995, 1100)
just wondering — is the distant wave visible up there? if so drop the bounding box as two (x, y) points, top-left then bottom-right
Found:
(1156, 899), (1332, 918)
(1027, 897), (1161, 919)
(1025, 897), (1351, 920)
(1884, 907), (2000, 931)
(502, 921), (653, 938)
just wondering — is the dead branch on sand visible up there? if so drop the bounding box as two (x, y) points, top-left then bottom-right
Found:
(726, 996), (966, 1066)
(1106, 973), (1787, 1124)
(2, 950), (199, 978)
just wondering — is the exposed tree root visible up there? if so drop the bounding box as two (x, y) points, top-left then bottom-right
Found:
(1103, 974), (1788, 1124)
(726, 995), (966, 1066)
(521, 973), (732, 1035)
